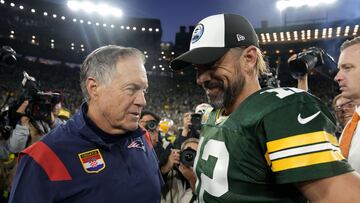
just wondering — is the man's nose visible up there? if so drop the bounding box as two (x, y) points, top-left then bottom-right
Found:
(134, 91), (147, 107)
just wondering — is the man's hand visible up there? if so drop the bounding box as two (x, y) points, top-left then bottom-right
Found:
(288, 54), (308, 91)
(16, 100), (30, 126)
(160, 149), (180, 174)
(179, 163), (197, 191)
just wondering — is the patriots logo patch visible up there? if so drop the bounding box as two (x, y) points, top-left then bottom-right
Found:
(128, 137), (146, 152)
(78, 149), (106, 174)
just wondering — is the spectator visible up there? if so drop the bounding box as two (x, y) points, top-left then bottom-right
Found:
(332, 94), (356, 137)
(335, 36), (360, 172)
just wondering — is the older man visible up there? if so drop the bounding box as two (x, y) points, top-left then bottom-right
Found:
(335, 36), (360, 172)
(9, 45), (162, 203)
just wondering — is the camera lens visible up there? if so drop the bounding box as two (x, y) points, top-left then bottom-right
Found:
(180, 148), (197, 167)
(145, 120), (158, 131)
(184, 153), (194, 161)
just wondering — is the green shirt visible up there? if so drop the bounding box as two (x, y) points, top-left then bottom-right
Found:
(194, 87), (352, 203)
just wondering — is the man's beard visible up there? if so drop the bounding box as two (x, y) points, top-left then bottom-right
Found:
(204, 74), (245, 110)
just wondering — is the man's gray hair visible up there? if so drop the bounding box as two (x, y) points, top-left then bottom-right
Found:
(80, 45), (145, 102)
(340, 36), (360, 52)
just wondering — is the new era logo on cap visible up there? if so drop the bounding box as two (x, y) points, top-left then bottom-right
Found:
(171, 13), (259, 71)
(236, 34), (246, 42)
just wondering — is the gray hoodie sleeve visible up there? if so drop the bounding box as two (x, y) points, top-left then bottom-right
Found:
(7, 124), (30, 153)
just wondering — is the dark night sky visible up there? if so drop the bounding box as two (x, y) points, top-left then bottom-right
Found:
(54, 0), (360, 43)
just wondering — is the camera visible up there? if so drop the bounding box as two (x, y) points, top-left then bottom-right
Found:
(259, 72), (280, 88)
(0, 105), (12, 139)
(145, 120), (158, 132)
(17, 71), (61, 121)
(190, 113), (202, 131)
(0, 46), (17, 66)
(180, 148), (196, 167)
(288, 47), (327, 79)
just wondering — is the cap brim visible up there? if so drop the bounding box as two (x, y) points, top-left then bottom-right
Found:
(170, 47), (230, 71)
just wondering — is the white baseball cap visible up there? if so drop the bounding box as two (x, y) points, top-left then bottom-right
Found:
(171, 13), (259, 70)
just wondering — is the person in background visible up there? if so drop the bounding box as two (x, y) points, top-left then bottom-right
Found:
(332, 94), (356, 138)
(178, 138), (199, 203)
(173, 103), (211, 149)
(335, 36), (360, 173)
(171, 13), (360, 202)
(139, 111), (180, 177)
(9, 45), (162, 203)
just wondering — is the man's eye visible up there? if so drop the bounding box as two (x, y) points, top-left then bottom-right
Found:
(126, 88), (136, 94)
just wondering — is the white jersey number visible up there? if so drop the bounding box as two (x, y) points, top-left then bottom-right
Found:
(260, 87), (304, 99)
(195, 138), (229, 202)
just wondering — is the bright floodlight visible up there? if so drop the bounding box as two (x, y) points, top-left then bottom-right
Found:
(276, 0), (337, 11)
(67, 1), (123, 17)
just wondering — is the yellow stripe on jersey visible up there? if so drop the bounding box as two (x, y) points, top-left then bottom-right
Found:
(271, 150), (345, 172)
(267, 131), (338, 153)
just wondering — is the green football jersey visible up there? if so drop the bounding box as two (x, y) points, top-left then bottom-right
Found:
(194, 87), (353, 203)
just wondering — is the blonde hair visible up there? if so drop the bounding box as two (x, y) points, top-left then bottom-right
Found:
(181, 138), (199, 150)
(233, 47), (269, 77)
(254, 47), (268, 76)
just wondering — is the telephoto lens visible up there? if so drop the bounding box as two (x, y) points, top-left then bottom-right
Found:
(145, 120), (158, 132)
(180, 148), (197, 167)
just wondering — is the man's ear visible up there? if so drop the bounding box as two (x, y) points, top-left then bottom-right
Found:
(86, 77), (99, 99)
(242, 46), (257, 74)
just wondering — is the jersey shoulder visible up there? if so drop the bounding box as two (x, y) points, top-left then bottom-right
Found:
(230, 87), (326, 124)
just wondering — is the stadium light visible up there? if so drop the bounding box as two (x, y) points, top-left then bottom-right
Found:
(67, 1), (123, 18)
(276, 0), (337, 11)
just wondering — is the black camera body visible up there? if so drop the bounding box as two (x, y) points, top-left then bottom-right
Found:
(289, 47), (325, 79)
(145, 120), (158, 132)
(259, 72), (280, 88)
(180, 148), (197, 167)
(18, 71), (61, 121)
(190, 113), (202, 131)
(0, 46), (17, 66)
(0, 106), (12, 139)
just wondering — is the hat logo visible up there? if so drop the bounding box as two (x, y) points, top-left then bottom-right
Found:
(236, 34), (245, 42)
(191, 24), (204, 44)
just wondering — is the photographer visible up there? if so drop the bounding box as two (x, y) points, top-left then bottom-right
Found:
(178, 138), (199, 203)
(162, 137), (199, 203)
(9, 99), (60, 149)
(139, 111), (182, 203)
(139, 111), (179, 176)
(173, 103), (210, 150)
